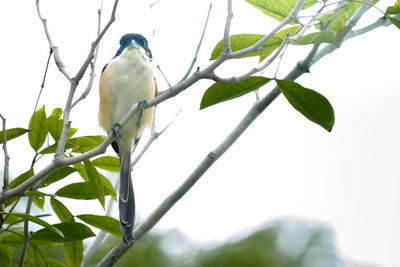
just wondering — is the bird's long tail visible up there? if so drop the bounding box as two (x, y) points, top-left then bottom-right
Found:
(119, 152), (135, 244)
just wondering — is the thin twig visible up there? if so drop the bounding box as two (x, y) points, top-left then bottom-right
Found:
(311, 0), (374, 64)
(36, 0), (71, 81)
(29, 48), (53, 131)
(222, 0), (233, 54)
(19, 179), (47, 267)
(345, 15), (389, 39)
(1, 197), (21, 231)
(229, 0), (305, 59)
(71, 0), (105, 108)
(0, 114), (10, 191)
(180, 3), (213, 82)
(149, 0), (161, 9)
(156, 65), (171, 88)
(290, 3), (328, 41)
(334, 0), (373, 46)
(207, 34), (291, 83)
(131, 109), (181, 167)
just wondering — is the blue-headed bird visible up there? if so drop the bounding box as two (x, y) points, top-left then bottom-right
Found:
(98, 33), (156, 244)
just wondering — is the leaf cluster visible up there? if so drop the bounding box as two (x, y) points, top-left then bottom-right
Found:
(1, 107), (122, 266)
(200, 0), (400, 131)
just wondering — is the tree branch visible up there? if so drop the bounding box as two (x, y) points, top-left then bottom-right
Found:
(229, 0), (305, 58)
(222, 0), (233, 53)
(311, 0), (374, 64)
(0, 114), (10, 191)
(36, 0), (72, 81)
(180, 2), (213, 82)
(207, 34), (291, 84)
(0, 97), (143, 203)
(71, 1), (104, 109)
(131, 108), (180, 167)
(334, 0), (373, 46)
(345, 15), (389, 39)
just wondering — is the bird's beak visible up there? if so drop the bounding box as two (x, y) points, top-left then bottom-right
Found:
(130, 39), (139, 49)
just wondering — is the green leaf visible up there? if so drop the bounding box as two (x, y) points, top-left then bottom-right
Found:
(276, 79), (335, 132)
(31, 222), (95, 242)
(25, 192), (53, 210)
(11, 212), (64, 238)
(67, 128), (78, 139)
(200, 76), (272, 109)
(70, 135), (105, 153)
(0, 244), (13, 266)
(52, 108), (63, 118)
(74, 162), (89, 181)
(41, 167), (77, 187)
(4, 197), (18, 208)
(245, 0), (317, 22)
(56, 182), (115, 200)
(387, 15), (400, 30)
(92, 156), (120, 172)
(0, 231), (59, 247)
(55, 182), (97, 199)
(4, 214), (51, 229)
(39, 143), (58, 154)
(0, 233), (48, 266)
(28, 106), (48, 151)
(0, 127), (29, 144)
(84, 160), (105, 208)
(46, 115), (64, 142)
(0, 232), (24, 246)
(9, 168), (34, 189)
(77, 214), (122, 237)
(2, 214), (21, 227)
(50, 198), (75, 222)
(99, 173), (117, 200)
(387, 0), (400, 14)
(210, 26), (300, 61)
(292, 31), (335, 45)
(25, 245), (47, 267)
(32, 195), (45, 210)
(40, 135), (104, 154)
(64, 241), (83, 267)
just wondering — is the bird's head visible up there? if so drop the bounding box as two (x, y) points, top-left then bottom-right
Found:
(115, 33), (152, 60)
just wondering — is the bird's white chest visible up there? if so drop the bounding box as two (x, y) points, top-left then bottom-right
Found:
(106, 55), (154, 121)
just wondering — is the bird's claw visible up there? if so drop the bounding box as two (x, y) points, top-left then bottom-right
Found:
(111, 123), (122, 139)
(137, 100), (147, 127)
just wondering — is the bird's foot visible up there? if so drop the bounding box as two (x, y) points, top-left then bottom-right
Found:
(111, 123), (122, 139)
(137, 100), (147, 126)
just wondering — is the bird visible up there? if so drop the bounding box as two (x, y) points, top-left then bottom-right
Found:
(98, 33), (156, 244)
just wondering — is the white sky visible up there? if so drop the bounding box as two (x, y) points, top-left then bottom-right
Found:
(1, 0), (400, 266)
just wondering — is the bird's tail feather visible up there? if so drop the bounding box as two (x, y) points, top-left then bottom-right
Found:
(119, 153), (135, 244)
